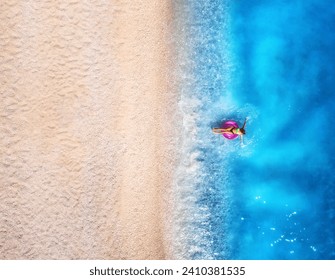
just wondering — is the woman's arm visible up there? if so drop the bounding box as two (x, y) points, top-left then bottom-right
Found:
(242, 118), (248, 129)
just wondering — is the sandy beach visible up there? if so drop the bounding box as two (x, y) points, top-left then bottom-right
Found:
(0, 0), (177, 259)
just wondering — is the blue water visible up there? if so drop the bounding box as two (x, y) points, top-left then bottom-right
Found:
(174, 0), (335, 259)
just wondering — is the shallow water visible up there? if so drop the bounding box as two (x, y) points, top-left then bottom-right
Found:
(173, 0), (335, 259)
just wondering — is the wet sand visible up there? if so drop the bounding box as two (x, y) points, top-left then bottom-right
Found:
(0, 0), (177, 259)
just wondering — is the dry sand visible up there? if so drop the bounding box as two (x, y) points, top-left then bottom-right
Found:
(0, 0), (178, 259)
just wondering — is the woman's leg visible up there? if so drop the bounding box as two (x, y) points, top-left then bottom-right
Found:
(212, 128), (225, 134)
(212, 127), (234, 134)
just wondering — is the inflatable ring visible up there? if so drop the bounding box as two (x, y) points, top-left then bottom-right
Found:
(222, 120), (239, 140)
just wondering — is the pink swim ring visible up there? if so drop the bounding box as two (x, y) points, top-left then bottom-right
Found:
(222, 120), (239, 140)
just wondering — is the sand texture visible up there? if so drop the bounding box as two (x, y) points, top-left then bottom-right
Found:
(0, 0), (177, 259)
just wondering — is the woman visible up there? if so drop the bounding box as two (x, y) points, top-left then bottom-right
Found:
(212, 118), (247, 138)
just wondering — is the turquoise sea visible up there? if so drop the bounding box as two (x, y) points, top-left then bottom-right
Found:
(172, 0), (335, 259)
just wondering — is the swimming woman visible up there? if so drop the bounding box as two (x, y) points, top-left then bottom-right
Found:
(212, 118), (247, 138)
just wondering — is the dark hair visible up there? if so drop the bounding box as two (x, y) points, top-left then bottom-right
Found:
(240, 128), (246, 135)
